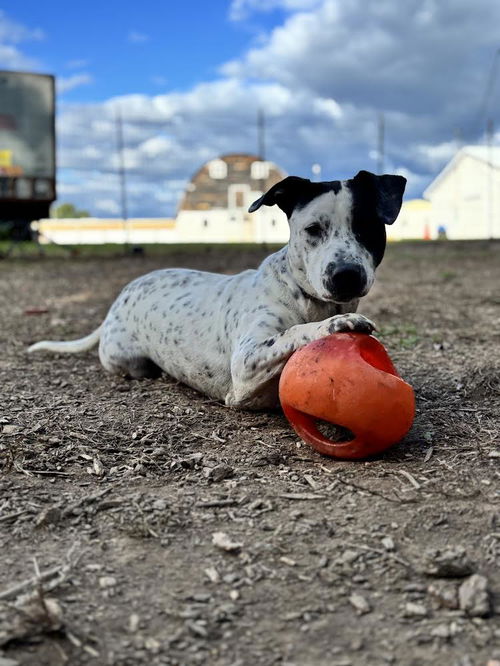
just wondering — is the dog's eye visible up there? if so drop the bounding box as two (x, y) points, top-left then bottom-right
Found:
(305, 223), (323, 237)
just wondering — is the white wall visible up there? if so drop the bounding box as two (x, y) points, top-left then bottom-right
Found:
(388, 200), (433, 240)
(34, 219), (179, 245)
(426, 155), (500, 239)
(176, 206), (289, 244)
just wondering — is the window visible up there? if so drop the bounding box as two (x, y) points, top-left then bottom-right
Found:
(251, 161), (270, 180)
(208, 159), (227, 180)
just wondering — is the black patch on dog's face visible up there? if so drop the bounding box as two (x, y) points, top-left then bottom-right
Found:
(248, 177), (342, 219)
(347, 171), (406, 266)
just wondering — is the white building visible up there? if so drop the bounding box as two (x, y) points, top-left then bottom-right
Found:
(424, 145), (500, 239)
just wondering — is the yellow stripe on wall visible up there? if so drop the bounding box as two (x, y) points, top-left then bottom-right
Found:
(39, 219), (176, 232)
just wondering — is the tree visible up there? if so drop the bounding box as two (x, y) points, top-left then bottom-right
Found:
(51, 203), (90, 218)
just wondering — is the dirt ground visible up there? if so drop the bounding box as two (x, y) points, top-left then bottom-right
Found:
(1, 241), (499, 666)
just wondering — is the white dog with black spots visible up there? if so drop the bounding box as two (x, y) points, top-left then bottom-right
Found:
(29, 170), (406, 409)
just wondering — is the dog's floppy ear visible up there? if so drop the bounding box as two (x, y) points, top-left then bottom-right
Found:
(352, 170), (406, 225)
(248, 176), (312, 218)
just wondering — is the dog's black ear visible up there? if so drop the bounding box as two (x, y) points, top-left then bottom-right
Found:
(248, 176), (312, 218)
(352, 170), (406, 225)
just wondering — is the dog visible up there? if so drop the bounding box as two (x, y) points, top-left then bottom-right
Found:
(28, 170), (406, 409)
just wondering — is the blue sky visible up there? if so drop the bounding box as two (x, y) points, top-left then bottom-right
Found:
(2, 0), (500, 217)
(10, 1), (278, 100)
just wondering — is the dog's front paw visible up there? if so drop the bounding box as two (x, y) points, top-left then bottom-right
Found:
(327, 313), (376, 335)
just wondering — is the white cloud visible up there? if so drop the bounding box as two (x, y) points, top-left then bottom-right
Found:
(313, 97), (343, 120)
(128, 31), (150, 44)
(0, 11), (44, 69)
(0, 43), (38, 69)
(223, 0), (500, 122)
(416, 140), (459, 171)
(55, 0), (500, 216)
(57, 73), (93, 94)
(94, 199), (121, 215)
(0, 10), (44, 44)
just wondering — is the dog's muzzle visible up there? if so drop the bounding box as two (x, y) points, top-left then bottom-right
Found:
(323, 262), (367, 302)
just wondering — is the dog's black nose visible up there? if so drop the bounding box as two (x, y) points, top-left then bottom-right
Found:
(324, 262), (367, 302)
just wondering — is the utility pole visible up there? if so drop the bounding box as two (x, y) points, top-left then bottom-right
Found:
(115, 108), (129, 249)
(454, 127), (464, 152)
(257, 109), (266, 161)
(487, 118), (494, 239)
(377, 113), (385, 174)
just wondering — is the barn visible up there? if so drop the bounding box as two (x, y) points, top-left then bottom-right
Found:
(176, 153), (289, 243)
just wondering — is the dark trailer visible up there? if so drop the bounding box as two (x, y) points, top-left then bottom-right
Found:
(0, 71), (56, 239)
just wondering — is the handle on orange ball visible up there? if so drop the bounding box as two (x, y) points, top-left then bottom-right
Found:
(281, 403), (399, 459)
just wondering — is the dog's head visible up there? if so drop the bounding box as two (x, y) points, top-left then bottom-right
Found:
(249, 170), (406, 303)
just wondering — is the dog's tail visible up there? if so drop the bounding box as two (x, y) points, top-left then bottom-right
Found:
(28, 325), (102, 354)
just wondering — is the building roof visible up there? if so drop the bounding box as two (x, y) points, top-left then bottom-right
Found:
(424, 145), (500, 198)
(178, 153), (286, 212)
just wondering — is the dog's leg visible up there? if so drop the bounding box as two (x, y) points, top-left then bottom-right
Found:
(227, 313), (375, 408)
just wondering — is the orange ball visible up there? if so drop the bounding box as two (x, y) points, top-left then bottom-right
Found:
(279, 333), (415, 459)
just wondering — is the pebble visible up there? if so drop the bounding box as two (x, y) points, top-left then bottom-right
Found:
(99, 576), (117, 588)
(404, 602), (428, 617)
(349, 593), (371, 615)
(458, 574), (490, 617)
(341, 550), (359, 565)
(129, 613), (140, 632)
(204, 566), (221, 583)
(212, 531), (242, 553)
(427, 581), (459, 609)
(144, 637), (161, 653)
(421, 546), (474, 577)
(431, 623), (451, 639)
(204, 464), (233, 482)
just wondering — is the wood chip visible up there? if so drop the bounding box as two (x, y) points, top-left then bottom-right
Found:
(398, 469), (421, 489)
(277, 493), (325, 501)
(303, 474), (317, 489)
(424, 447), (434, 462)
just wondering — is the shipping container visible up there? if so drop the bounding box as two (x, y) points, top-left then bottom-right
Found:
(0, 70), (56, 238)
